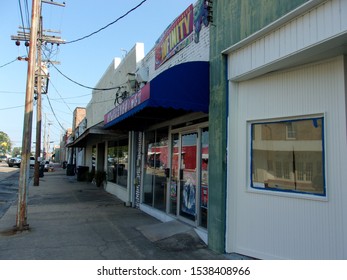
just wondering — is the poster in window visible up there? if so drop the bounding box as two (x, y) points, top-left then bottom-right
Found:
(170, 181), (177, 201)
(181, 177), (196, 216)
(200, 186), (208, 209)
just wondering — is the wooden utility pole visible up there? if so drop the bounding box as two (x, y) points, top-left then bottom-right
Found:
(16, 0), (40, 231)
(33, 13), (43, 186)
(11, 0), (65, 229)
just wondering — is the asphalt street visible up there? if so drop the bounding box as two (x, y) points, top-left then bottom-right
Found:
(0, 162), (33, 219)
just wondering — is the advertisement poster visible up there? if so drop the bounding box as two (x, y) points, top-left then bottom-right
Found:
(200, 186), (208, 209)
(181, 173), (196, 216)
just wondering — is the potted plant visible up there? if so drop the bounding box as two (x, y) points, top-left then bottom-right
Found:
(95, 170), (106, 188)
(87, 169), (95, 182)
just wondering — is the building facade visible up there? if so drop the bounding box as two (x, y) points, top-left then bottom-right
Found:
(210, 0), (347, 259)
(71, 1), (212, 241)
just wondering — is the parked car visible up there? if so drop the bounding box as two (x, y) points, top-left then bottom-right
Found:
(43, 160), (53, 172)
(8, 156), (21, 167)
(30, 156), (35, 167)
(0, 155), (7, 162)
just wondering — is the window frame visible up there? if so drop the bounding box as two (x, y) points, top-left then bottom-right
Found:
(248, 115), (327, 200)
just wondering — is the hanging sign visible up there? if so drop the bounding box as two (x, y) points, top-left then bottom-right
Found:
(104, 83), (150, 125)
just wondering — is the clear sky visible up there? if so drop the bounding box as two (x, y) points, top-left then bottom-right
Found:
(0, 0), (194, 152)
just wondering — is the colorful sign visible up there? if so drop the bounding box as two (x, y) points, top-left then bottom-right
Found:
(155, 4), (194, 69)
(104, 83), (150, 125)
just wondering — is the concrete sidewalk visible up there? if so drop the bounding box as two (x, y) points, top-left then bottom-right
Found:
(0, 166), (227, 260)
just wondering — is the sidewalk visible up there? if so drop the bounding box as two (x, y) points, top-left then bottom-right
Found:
(0, 166), (227, 260)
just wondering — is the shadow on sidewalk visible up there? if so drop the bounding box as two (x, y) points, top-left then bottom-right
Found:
(0, 165), (226, 260)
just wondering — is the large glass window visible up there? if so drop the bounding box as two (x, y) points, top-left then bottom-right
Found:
(169, 133), (179, 215)
(199, 128), (208, 228)
(143, 127), (169, 211)
(250, 117), (325, 196)
(107, 138), (128, 187)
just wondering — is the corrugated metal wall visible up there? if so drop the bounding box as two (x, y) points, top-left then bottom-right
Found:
(230, 0), (347, 80)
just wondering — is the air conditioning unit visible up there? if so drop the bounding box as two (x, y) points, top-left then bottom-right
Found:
(127, 73), (136, 91)
(136, 67), (149, 84)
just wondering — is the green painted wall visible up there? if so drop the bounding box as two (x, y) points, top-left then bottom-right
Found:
(208, 0), (309, 253)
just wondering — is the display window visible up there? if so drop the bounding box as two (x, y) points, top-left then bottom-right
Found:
(107, 138), (129, 187)
(199, 127), (208, 228)
(143, 127), (169, 211)
(250, 116), (326, 197)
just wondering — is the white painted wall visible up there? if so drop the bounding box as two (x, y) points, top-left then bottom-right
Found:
(86, 43), (145, 128)
(227, 57), (347, 259)
(105, 182), (128, 203)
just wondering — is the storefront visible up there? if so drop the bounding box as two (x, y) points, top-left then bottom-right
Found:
(142, 122), (209, 228)
(104, 61), (210, 230)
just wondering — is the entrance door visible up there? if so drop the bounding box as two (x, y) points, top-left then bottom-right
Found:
(170, 132), (198, 222)
(179, 132), (198, 221)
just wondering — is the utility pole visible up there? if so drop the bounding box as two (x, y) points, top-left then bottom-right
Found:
(11, 0), (65, 230)
(33, 11), (43, 186)
(16, 0), (40, 231)
(47, 121), (53, 159)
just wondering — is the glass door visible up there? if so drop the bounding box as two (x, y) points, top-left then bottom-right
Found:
(169, 133), (179, 215)
(169, 128), (208, 226)
(179, 132), (198, 222)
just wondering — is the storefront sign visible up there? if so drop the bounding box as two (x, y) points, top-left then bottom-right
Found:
(104, 83), (150, 125)
(155, 4), (194, 69)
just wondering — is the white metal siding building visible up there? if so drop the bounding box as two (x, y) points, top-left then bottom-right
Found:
(224, 0), (347, 259)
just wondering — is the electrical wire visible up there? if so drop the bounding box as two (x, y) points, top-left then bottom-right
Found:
(24, 0), (30, 28)
(65, 0), (148, 44)
(0, 91), (25, 94)
(0, 58), (19, 68)
(49, 61), (122, 91)
(49, 79), (73, 113)
(18, 0), (29, 55)
(0, 104), (24, 111)
(49, 93), (91, 100)
(45, 94), (66, 130)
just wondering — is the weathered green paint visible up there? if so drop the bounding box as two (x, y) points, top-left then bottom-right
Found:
(208, 0), (309, 253)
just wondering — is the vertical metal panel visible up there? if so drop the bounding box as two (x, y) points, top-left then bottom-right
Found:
(229, 0), (346, 80)
(264, 29), (279, 64)
(227, 57), (347, 259)
(341, 0), (347, 29)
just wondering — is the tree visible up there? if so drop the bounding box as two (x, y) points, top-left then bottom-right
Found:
(0, 131), (12, 155)
(12, 147), (21, 157)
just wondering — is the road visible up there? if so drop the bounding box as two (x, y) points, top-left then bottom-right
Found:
(0, 162), (33, 219)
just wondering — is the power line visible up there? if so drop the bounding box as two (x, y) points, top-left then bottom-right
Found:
(0, 91), (25, 94)
(65, 0), (148, 44)
(49, 93), (91, 100)
(46, 94), (66, 130)
(49, 79), (73, 113)
(17, 0), (29, 55)
(49, 61), (122, 91)
(0, 58), (19, 68)
(0, 104), (24, 111)
(24, 0), (31, 28)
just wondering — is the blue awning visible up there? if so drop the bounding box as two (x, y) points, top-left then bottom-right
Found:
(104, 61), (209, 130)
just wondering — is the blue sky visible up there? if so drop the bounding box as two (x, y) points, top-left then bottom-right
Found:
(0, 0), (193, 151)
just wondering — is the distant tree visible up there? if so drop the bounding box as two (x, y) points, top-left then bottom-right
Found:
(0, 131), (11, 155)
(12, 147), (21, 157)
